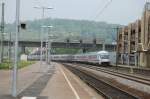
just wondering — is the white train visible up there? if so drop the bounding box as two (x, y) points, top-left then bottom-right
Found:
(51, 51), (110, 65)
(27, 51), (114, 66)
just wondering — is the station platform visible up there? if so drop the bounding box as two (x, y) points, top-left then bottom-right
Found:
(114, 64), (150, 70)
(0, 62), (103, 99)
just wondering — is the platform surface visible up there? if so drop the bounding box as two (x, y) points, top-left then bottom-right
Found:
(0, 62), (103, 99)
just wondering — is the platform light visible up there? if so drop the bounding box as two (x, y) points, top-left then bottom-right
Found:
(34, 6), (53, 66)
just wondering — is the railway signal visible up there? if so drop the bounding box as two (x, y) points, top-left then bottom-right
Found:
(20, 23), (26, 29)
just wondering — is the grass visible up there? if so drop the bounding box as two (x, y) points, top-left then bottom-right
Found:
(0, 60), (35, 70)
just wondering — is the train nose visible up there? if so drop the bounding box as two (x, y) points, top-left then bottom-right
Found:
(101, 59), (110, 62)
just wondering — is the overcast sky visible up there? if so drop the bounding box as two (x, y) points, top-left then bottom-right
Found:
(0, 0), (149, 25)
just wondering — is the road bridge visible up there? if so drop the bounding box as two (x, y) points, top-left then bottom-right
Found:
(2, 39), (116, 53)
(3, 40), (115, 48)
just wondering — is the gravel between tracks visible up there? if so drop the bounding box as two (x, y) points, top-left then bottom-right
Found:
(64, 63), (140, 99)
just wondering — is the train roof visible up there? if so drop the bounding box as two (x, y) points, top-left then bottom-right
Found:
(51, 51), (109, 56)
(82, 50), (109, 55)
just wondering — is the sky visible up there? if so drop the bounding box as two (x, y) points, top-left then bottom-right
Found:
(0, 0), (149, 25)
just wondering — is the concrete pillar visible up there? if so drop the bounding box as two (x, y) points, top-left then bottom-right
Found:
(142, 52), (150, 68)
(135, 53), (138, 66)
(147, 53), (150, 67)
(82, 48), (87, 53)
(128, 24), (132, 66)
(102, 43), (105, 50)
(140, 4), (150, 67)
(21, 46), (26, 54)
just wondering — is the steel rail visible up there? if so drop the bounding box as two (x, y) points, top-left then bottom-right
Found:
(74, 63), (150, 86)
(63, 64), (139, 99)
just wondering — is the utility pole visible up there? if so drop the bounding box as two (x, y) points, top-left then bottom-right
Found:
(12, 0), (20, 97)
(0, 2), (5, 63)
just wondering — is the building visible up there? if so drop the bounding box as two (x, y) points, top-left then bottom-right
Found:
(118, 2), (150, 68)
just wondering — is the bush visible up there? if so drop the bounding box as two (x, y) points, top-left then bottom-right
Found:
(0, 62), (10, 69)
(0, 61), (35, 70)
(18, 61), (35, 69)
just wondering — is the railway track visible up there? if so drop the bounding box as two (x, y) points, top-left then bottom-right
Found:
(73, 63), (150, 86)
(63, 63), (139, 99)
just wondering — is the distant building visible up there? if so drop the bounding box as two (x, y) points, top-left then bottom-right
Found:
(118, 2), (150, 67)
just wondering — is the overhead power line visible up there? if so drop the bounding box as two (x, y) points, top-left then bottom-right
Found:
(93, 0), (112, 20)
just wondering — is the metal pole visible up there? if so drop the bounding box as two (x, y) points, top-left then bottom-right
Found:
(12, 0), (20, 97)
(7, 32), (11, 61)
(34, 6), (53, 65)
(46, 29), (49, 64)
(47, 28), (50, 65)
(8, 32), (11, 69)
(116, 27), (119, 71)
(46, 28), (50, 64)
(40, 27), (43, 65)
(48, 36), (52, 65)
(46, 42), (48, 63)
(45, 30), (49, 64)
(0, 2), (5, 63)
(102, 40), (105, 50)
(40, 8), (44, 65)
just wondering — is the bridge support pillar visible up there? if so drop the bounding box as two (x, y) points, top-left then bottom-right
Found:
(21, 46), (26, 54)
(82, 48), (87, 53)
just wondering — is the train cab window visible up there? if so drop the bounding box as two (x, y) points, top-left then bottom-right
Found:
(100, 54), (109, 59)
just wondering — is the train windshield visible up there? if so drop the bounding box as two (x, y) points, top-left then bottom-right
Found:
(100, 54), (109, 59)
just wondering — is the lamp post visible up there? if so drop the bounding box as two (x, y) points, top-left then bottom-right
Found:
(0, 2), (5, 63)
(45, 26), (57, 66)
(41, 26), (53, 63)
(34, 6), (53, 65)
(47, 34), (57, 65)
(12, 0), (20, 97)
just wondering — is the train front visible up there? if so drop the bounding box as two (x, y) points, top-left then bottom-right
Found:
(98, 51), (110, 66)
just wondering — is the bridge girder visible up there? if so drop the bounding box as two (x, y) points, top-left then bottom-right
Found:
(3, 40), (116, 51)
